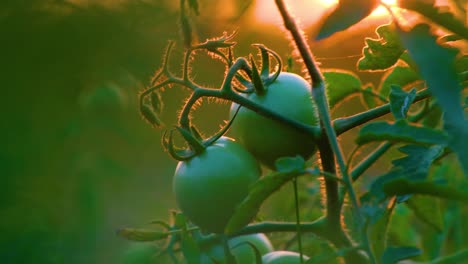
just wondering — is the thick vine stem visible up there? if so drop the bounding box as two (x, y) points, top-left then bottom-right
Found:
(275, 1), (372, 263)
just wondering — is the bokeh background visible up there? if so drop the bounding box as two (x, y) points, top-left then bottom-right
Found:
(2, 0), (464, 263)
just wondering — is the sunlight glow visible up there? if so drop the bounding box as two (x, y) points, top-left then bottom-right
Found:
(254, 0), (398, 26)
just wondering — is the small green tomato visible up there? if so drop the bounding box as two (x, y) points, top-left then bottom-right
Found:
(230, 72), (319, 169)
(262, 251), (310, 264)
(173, 137), (261, 233)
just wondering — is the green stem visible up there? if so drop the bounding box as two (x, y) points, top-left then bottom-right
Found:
(274, 1), (372, 263)
(293, 178), (304, 263)
(351, 142), (393, 181)
(334, 89), (431, 135)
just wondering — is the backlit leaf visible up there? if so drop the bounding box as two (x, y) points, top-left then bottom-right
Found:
(323, 69), (363, 109)
(398, 0), (468, 39)
(316, 0), (379, 40)
(356, 120), (449, 146)
(398, 23), (468, 175)
(379, 66), (420, 97)
(361, 85), (378, 109)
(225, 169), (305, 234)
(389, 85), (417, 120)
(117, 228), (169, 242)
(358, 23), (405, 71)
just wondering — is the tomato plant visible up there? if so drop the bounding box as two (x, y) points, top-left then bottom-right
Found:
(200, 233), (273, 264)
(119, 0), (468, 264)
(229, 72), (319, 169)
(173, 137), (261, 234)
(261, 251), (309, 264)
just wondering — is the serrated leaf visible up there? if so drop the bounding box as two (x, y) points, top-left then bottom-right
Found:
(389, 85), (417, 120)
(379, 66), (420, 97)
(117, 228), (169, 242)
(274, 156), (305, 173)
(358, 23), (405, 71)
(225, 170), (304, 234)
(316, 0), (379, 40)
(382, 178), (468, 202)
(381, 246), (422, 264)
(406, 195), (444, 231)
(392, 145), (444, 176)
(356, 120), (449, 146)
(323, 69), (362, 109)
(398, 23), (468, 175)
(398, 0), (468, 39)
(361, 85), (378, 109)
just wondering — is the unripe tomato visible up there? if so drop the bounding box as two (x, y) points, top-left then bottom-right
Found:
(262, 251), (310, 264)
(173, 137), (261, 233)
(230, 72), (319, 169)
(200, 233), (274, 264)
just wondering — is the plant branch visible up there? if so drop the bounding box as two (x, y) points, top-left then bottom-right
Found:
(334, 89), (431, 135)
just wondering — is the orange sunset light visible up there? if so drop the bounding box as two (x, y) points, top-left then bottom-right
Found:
(254, 0), (397, 26)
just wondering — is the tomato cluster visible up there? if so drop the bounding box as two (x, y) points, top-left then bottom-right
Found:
(169, 71), (317, 262)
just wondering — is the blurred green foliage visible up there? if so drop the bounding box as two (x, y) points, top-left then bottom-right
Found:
(1, 1), (465, 263)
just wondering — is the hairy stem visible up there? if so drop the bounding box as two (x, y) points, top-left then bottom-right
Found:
(275, 1), (372, 263)
(334, 89), (431, 135)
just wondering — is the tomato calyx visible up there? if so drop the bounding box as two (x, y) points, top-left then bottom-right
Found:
(233, 44), (282, 96)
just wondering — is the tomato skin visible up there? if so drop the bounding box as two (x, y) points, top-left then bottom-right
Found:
(173, 137), (261, 233)
(230, 72), (319, 169)
(200, 233), (274, 264)
(262, 251), (310, 264)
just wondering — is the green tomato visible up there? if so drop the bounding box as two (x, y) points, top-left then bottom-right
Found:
(201, 233), (274, 264)
(173, 137), (261, 233)
(230, 72), (319, 169)
(262, 251), (310, 264)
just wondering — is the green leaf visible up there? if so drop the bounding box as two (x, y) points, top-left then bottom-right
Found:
(398, 0), (468, 39)
(389, 85), (417, 120)
(392, 145), (444, 177)
(358, 23), (405, 71)
(398, 23), (468, 175)
(225, 169), (305, 234)
(368, 198), (396, 260)
(323, 69), (362, 109)
(381, 246), (422, 264)
(406, 195), (444, 231)
(356, 120), (449, 146)
(379, 66), (420, 97)
(316, 0), (378, 40)
(274, 156), (305, 173)
(382, 178), (468, 202)
(361, 85), (378, 109)
(430, 248), (468, 264)
(116, 228), (169, 242)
